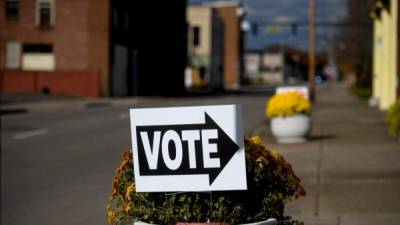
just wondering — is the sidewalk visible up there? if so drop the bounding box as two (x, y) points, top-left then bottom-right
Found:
(264, 84), (400, 225)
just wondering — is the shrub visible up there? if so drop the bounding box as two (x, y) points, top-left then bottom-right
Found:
(350, 84), (372, 102)
(107, 136), (305, 225)
(387, 101), (400, 138)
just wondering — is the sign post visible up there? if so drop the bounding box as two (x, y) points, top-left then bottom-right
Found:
(130, 105), (247, 192)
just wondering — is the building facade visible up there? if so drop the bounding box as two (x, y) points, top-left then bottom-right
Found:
(1, 0), (187, 97)
(371, 0), (400, 109)
(212, 2), (243, 90)
(1, 0), (109, 97)
(110, 0), (187, 96)
(187, 5), (224, 91)
(260, 52), (285, 85)
(244, 51), (261, 82)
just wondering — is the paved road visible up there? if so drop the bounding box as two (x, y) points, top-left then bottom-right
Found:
(1, 94), (270, 225)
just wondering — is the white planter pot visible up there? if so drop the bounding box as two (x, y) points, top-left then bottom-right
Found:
(135, 218), (276, 225)
(240, 218), (277, 225)
(270, 114), (311, 143)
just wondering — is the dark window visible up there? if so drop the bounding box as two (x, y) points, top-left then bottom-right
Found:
(199, 66), (206, 80)
(193, 26), (200, 47)
(39, 2), (51, 27)
(5, 0), (19, 18)
(23, 44), (53, 53)
(112, 9), (118, 27)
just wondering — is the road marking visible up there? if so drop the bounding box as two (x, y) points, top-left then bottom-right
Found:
(14, 128), (49, 140)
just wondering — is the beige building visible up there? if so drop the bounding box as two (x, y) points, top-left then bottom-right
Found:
(260, 52), (285, 84)
(371, 0), (400, 110)
(244, 52), (261, 82)
(187, 5), (224, 91)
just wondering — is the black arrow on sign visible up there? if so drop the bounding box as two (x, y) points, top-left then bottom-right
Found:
(136, 112), (240, 185)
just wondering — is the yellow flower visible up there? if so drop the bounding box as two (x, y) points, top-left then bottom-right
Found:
(116, 167), (122, 174)
(125, 183), (135, 200)
(122, 149), (133, 160)
(107, 208), (118, 224)
(256, 156), (266, 163)
(277, 192), (284, 200)
(123, 202), (133, 213)
(112, 178), (119, 189)
(120, 159), (129, 169)
(266, 91), (311, 118)
(250, 136), (263, 145)
(271, 150), (281, 160)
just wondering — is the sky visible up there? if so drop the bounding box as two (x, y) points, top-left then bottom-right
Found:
(188, 0), (348, 51)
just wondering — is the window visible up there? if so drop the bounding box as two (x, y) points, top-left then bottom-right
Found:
(193, 26), (200, 47)
(112, 9), (118, 28)
(39, 2), (51, 26)
(5, 41), (21, 69)
(5, 0), (19, 19)
(36, 0), (55, 28)
(23, 44), (53, 53)
(22, 44), (55, 71)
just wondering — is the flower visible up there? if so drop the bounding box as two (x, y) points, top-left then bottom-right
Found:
(271, 150), (281, 160)
(125, 183), (135, 200)
(123, 202), (133, 213)
(107, 206), (118, 224)
(250, 135), (263, 145)
(107, 143), (306, 225)
(266, 91), (311, 118)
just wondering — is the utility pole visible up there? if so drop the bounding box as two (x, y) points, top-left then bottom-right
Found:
(308, 0), (316, 101)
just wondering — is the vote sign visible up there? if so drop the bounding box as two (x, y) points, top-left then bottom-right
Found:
(130, 105), (247, 192)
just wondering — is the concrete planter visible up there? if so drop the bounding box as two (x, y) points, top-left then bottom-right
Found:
(177, 223), (223, 225)
(271, 114), (311, 143)
(135, 218), (276, 225)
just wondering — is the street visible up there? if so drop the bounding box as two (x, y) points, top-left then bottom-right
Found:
(1, 94), (270, 225)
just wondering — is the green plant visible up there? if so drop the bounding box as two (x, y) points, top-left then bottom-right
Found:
(107, 136), (305, 225)
(350, 84), (372, 102)
(387, 101), (400, 138)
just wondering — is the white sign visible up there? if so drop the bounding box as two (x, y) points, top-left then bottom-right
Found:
(130, 105), (247, 192)
(276, 86), (309, 99)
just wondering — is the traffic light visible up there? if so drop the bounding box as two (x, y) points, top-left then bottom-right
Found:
(251, 23), (258, 35)
(291, 23), (298, 35)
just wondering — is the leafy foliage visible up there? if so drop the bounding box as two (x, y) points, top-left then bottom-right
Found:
(350, 84), (372, 102)
(107, 136), (305, 225)
(387, 101), (400, 138)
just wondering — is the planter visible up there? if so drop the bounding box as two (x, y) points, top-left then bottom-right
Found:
(177, 223), (224, 225)
(135, 218), (277, 225)
(240, 218), (277, 225)
(271, 114), (311, 143)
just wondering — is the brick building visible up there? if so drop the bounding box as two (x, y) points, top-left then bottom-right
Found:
(1, 0), (187, 97)
(211, 2), (244, 90)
